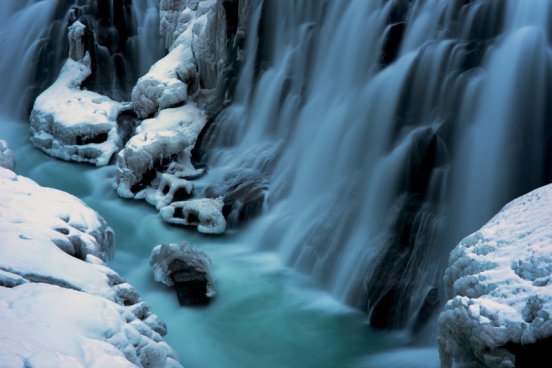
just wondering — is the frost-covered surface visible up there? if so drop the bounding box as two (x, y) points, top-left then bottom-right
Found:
(132, 0), (226, 118)
(115, 104), (206, 199)
(150, 242), (216, 297)
(0, 167), (182, 367)
(0, 139), (15, 170)
(439, 184), (552, 368)
(30, 21), (123, 166)
(160, 197), (226, 234)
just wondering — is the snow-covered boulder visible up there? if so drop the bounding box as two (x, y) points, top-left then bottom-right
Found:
(150, 242), (216, 305)
(0, 139), (15, 170)
(30, 21), (123, 166)
(160, 197), (226, 234)
(0, 167), (182, 367)
(439, 184), (552, 368)
(132, 0), (227, 118)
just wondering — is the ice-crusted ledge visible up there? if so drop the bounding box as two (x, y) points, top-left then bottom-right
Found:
(115, 104), (206, 199)
(114, 104), (227, 233)
(0, 139), (15, 170)
(439, 184), (552, 368)
(0, 167), (182, 367)
(132, 0), (227, 118)
(30, 21), (123, 166)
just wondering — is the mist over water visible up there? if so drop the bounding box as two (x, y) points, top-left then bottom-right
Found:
(201, 0), (552, 329)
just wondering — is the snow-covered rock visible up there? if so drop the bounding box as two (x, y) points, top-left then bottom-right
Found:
(132, 0), (227, 118)
(439, 184), (552, 368)
(150, 242), (216, 305)
(115, 104), (207, 199)
(160, 197), (226, 234)
(0, 167), (182, 367)
(0, 139), (15, 170)
(30, 21), (123, 166)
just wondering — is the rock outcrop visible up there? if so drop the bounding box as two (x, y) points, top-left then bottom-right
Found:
(0, 139), (15, 170)
(114, 0), (251, 233)
(150, 242), (216, 305)
(30, 21), (123, 166)
(439, 184), (552, 368)
(132, 0), (229, 118)
(0, 167), (182, 367)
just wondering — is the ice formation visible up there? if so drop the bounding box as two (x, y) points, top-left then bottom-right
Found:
(132, 0), (228, 118)
(439, 184), (552, 368)
(160, 197), (227, 234)
(150, 242), (216, 305)
(115, 104), (207, 199)
(0, 167), (182, 367)
(30, 21), (123, 166)
(0, 139), (15, 170)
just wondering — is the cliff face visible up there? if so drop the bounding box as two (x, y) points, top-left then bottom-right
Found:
(439, 185), (552, 368)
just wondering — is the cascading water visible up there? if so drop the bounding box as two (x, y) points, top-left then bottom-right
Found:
(0, 0), (57, 117)
(200, 0), (552, 331)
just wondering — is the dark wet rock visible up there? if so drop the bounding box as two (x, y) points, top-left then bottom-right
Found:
(150, 242), (216, 306)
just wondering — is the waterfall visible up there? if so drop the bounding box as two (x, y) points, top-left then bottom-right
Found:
(0, 0), (56, 117)
(0, 0), (163, 119)
(200, 0), (552, 330)
(1, 0), (551, 336)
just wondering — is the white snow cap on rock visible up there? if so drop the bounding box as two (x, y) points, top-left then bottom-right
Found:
(150, 242), (215, 295)
(439, 184), (552, 368)
(0, 139), (15, 170)
(0, 167), (182, 367)
(30, 21), (123, 166)
(132, 0), (226, 118)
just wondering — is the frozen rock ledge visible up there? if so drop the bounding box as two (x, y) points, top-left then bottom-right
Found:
(30, 21), (123, 166)
(439, 184), (552, 368)
(0, 167), (182, 367)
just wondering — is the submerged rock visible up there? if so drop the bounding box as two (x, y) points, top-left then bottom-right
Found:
(30, 21), (123, 166)
(0, 139), (15, 170)
(150, 242), (216, 306)
(0, 167), (181, 367)
(439, 184), (552, 368)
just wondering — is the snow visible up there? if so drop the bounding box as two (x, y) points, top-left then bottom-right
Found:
(0, 167), (182, 367)
(0, 284), (181, 368)
(0, 139), (15, 170)
(439, 184), (552, 368)
(30, 21), (123, 166)
(160, 197), (227, 234)
(132, 0), (225, 118)
(115, 104), (206, 199)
